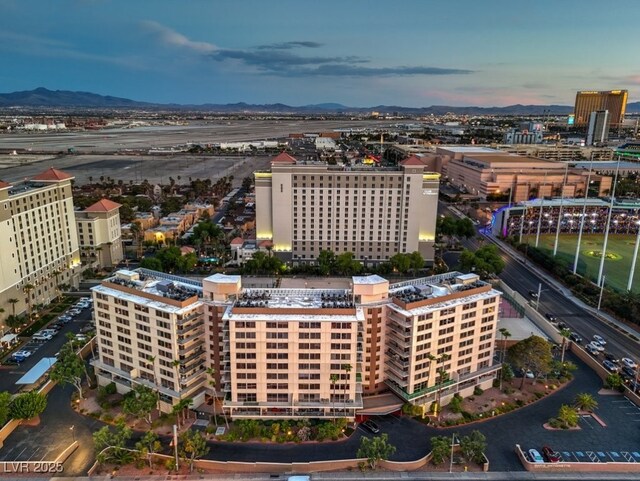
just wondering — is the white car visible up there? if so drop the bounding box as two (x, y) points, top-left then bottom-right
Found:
(32, 333), (53, 341)
(593, 335), (606, 346)
(621, 358), (637, 369)
(587, 341), (605, 352)
(13, 350), (32, 358)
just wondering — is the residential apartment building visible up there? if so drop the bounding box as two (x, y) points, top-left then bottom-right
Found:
(255, 153), (440, 264)
(92, 268), (501, 418)
(75, 198), (123, 269)
(91, 269), (207, 412)
(0, 168), (81, 327)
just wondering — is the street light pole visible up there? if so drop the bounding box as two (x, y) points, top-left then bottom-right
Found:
(597, 275), (606, 311)
(449, 432), (456, 473)
(573, 159), (593, 274)
(535, 283), (542, 311)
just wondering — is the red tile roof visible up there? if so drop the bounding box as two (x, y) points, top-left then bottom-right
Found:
(31, 167), (74, 182)
(230, 237), (244, 245)
(84, 198), (122, 212)
(272, 152), (297, 164)
(259, 240), (273, 248)
(0, 180), (11, 189)
(400, 155), (426, 166)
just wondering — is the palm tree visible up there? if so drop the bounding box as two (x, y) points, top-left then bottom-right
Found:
(498, 328), (511, 390)
(8, 298), (19, 318)
(559, 328), (571, 363)
(436, 354), (450, 420)
(330, 374), (339, 423)
(206, 367), (228, 428)
(22, 284), (35, 321)
(574, 393), (598, 412)
(341, 363), (352, 415)
(146, 355), (161, 413)
(51, 268), (63, 301)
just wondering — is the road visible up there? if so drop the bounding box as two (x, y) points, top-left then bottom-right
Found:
(0, 300), (93, 394)
(438, 201), (640, 366)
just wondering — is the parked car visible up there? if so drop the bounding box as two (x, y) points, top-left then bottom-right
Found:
(545, 313), (558, 322)
(569, 332), (582, 343)
(361, 419), (380, 434)
(542, 446), (561, 463)
(593, 335), (606, 346)
(587, 341), (605, 352)
(557, 322), (568, 330)
(621, 366), (636, 379)
(32, 332), (53, 341)
(529, 449), (544, 463)
(528, 291), (539, 299)
(621, 358), (637, 369)
(603, 360), (619, 372)
(13, 350), (32, 358)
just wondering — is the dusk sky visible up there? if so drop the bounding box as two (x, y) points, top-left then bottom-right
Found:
(1, 0), (639, 107)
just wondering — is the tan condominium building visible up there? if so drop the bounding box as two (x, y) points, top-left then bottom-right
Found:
(91, 269), (207, 412)
(92, 268), (501, 418)
(202, 270), (500, 419)
(446, 153), (612, 202)
(574, 90), (628, 126)
(0, 168), (81, 328)
(75, 198), (123, 269)
(255, 152), (440, 265)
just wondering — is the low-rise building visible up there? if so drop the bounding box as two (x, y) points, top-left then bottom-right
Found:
(75, 199), (123, 269)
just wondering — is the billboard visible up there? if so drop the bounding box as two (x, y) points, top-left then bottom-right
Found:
(567, 114), (575, 126)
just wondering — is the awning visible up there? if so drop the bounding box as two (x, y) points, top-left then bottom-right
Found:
(0, 334), (18, 344)
(16, 358), (57, 385)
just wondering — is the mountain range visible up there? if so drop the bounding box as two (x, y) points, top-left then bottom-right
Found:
(1, 87), (639, 115)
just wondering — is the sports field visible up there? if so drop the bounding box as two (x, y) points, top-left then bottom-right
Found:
(523, 234), (640, 293)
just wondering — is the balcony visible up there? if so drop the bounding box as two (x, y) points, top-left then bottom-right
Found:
(177, 318), (204, 333)
(177, 312), (202, 326)
(177, 329), (204, 345)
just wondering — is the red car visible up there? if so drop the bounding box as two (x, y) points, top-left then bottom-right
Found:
(542, 446), (561, 463)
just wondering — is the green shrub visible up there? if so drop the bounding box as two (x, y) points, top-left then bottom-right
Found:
(473, 386), (484, 396)
(448, 393), (463, 413)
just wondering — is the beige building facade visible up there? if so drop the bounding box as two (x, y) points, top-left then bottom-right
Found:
(0, 168), (81, 329)
(255, 153), (440, 264)
(91, 270), (207, 412)
(75, 198), (123, 269)
(446, 154), (612, 202)
(93, 268), (501, 418)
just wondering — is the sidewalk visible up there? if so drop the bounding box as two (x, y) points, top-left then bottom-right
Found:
(483, 230), (640, 340)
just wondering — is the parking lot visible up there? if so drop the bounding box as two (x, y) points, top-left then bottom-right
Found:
(0, 297), (94, 394)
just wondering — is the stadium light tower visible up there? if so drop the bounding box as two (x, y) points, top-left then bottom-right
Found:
(553, 163), (570, 257)
(573, 160), (594, 274)
(597, 159), (621, 287)
(535, 172), (549, 248)
(628, 221), (640, 292)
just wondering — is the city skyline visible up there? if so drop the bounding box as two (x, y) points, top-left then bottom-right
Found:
(1, 0), (639, 107)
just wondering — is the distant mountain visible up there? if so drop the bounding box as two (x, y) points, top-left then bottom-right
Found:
(0, 87), (153, 108)
(1, 87), (638, 115)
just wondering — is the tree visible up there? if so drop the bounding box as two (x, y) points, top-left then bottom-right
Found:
(122, 384), (158, 425)
(357, 433), (396, 470)
(335, 252), (362, 276)
(179, 429), (209, 473)
(49, 342), (86, 400)
(9, 391), (47, 420)
(559, 328), (571, 363)
(455, 218), (476, 238)
(605, 373), (625, 390)
(458, 244), (505, 278)
(574, 393), (598, 412)
(409, 251), (424, 274)
(206, 367), (228, 429)
(341, 363), (352, 414)
(0, 391), (12, 426)
(140, 257), (163, 271)
(556, 404), (579, 428)
(330, 373), (339, 423)
(22, 284), (35, 321)
(460, 430), (487, 464)
(8, 298), (19, 318)
(135, 430), (161, 468)
(316, 250), (336, 276)
(429, 435), (451, 465)
(507, 335), (553, 389)
(93, 420), (133, 465)
(498, 328), (511, 389)
(390, 253), (411, 275)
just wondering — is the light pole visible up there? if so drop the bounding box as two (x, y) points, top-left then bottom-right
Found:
(553, 163), (569, 257)
(597, 159), (621, 287)
(534, 283), (548, 312)
(597, 275), (606, 311)
(449, 432), (459, 473)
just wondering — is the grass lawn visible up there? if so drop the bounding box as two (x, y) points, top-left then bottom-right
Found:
(523, 233), (640, 293)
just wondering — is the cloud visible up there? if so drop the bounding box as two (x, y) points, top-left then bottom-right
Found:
(144, 21), (473, 78)
(141, 20), (217, 54)
(256, 41), (323, 50)
(0, 30), (144, 68)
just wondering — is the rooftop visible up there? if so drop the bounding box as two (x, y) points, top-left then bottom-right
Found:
(31, 167), (73, 182)
(84, 198), (122, 213)
(235, 288), (354, 309)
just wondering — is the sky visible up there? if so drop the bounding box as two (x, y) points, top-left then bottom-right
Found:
(1, 0), (639, 107)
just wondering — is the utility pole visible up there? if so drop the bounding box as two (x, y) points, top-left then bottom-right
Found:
(597, 159), (621, 286)
(628, 223), (640, 292)
(597, 276), (606, 311)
